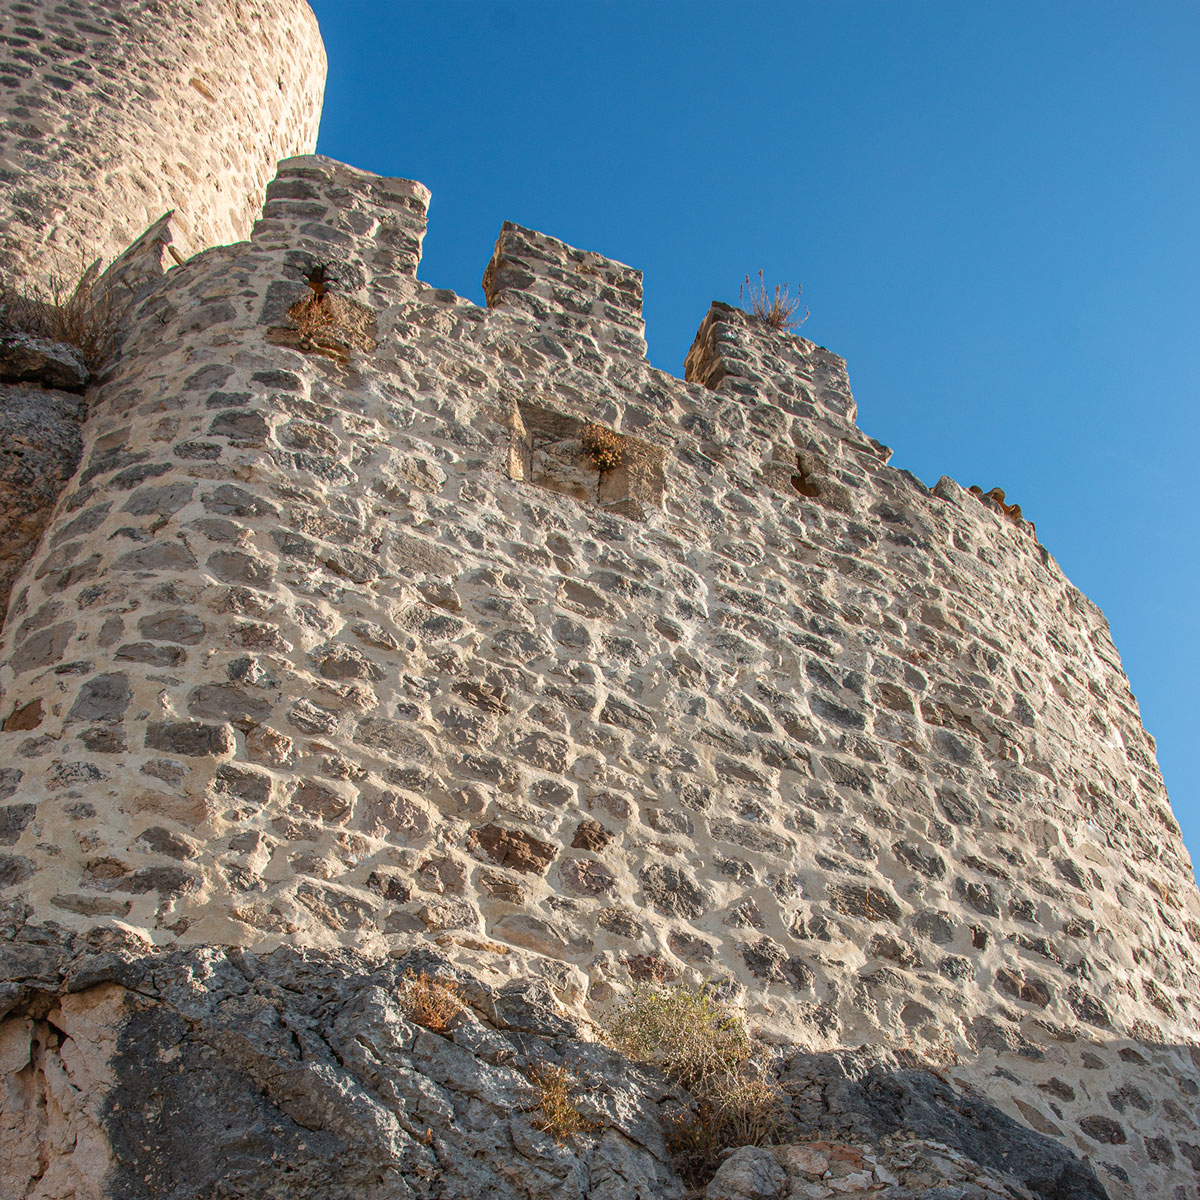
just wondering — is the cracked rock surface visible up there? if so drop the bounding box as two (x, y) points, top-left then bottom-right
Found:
(0, 383), (86, 624)
(0, 334), (88, 392)
(0, 934), (1115, 1200)
(1, 937), (683, 1200)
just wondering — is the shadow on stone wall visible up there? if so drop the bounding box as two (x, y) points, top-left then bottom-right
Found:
(0, 936), (1141, 1200)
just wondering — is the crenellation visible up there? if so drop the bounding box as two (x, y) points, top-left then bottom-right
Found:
(483, 221), (647, 361)
(0, 12), (1197, 1199)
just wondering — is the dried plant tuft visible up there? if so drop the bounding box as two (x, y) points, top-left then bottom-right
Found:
(604, 983), (785, 1186)
(397, 969), (462, 1033)
(529, 1061), (597, 1143)
(740, 269), (809, 332)
(582, 423), (625, 471)
(0, 259), (123, 368)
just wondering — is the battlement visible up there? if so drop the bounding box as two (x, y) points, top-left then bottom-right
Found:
(484, 221), (648, 361)
(0, 40), (1198, 1200)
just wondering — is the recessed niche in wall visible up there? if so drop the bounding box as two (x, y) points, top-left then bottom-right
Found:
(507, 400), (665, 521)
(791, 451), (822, 499)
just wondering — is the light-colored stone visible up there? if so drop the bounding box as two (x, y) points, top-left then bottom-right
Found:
(0, 8), (1195, 1199)
(0, 0), (325, 288)
(0, 153), (1194, 1194)
(706, 1146), (788, 1200)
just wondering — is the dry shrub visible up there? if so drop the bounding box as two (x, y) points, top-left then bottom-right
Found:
(605, 983), (752, 1090)
(397, 969), (462, 1033)
(666, 1074), (783, 1186)
(581, 422), (625, 471)
(740, 269), (809, 333)
(275, 291), (377, 364)
(604, 983), (784, 1185)
(530, 1061), (597, 1143)
(288, 293), (342, 342)
(0, 259), (123, 367)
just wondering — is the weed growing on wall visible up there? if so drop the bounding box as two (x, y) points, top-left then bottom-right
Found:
(268, 263), (377, 363)
(581, 422), (625, 471)
(0, 259), (122, 367)
(740, 269), (809, 332)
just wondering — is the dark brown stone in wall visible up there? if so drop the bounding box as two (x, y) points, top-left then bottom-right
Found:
(570, 818), (612, 851)
(467, 824), (556, 875)
(1079, 1115), (1127, 1145)
(2, 698), (43, 731)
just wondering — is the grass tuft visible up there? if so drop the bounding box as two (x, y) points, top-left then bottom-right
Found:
(0, 259), (123, 368)
(604, 983), (785, 1187)
(581, 422), (625, 471)
(530, 1061), (598, 1143)
(397, 969), (462, 1033)
(740, 269), (809, 332)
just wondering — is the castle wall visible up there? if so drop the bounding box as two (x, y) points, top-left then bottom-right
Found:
(0, 0), (325, 287)
(0, 156), (1198, 1197)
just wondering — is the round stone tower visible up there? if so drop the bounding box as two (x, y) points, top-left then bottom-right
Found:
(0, 0), (326, 287)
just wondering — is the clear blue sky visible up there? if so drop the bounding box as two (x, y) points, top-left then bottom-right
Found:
(308, 1), (1199, 876)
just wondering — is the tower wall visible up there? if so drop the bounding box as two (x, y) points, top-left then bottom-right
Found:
(0, 0), (325, 286)
(1, 156), (1198, 1198)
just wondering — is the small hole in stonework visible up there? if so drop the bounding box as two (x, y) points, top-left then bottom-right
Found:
(306, 263), (333, 298)
(792, 455), (821, 499)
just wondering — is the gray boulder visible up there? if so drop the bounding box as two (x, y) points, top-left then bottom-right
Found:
(0, 331), (89, 390)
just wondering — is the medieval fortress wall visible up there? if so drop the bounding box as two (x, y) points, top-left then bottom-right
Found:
(0, 0), (325, 286)
(0, 6), (1198, 1200)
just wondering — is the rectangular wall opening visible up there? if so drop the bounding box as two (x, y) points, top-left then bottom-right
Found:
(507, 401), (665, 521)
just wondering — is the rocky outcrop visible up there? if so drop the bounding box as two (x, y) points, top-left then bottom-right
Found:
(0, 933), (1118, 1200)
(0, 335), (88, 392)
(0, 382), (86, 625)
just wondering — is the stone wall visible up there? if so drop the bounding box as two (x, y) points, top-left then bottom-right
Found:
(0, 155), (1198, 1196)
(0, 0), (325, 287)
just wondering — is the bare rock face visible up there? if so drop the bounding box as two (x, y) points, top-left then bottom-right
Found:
(0, 384), (86, 623)
(0, 334), (88, 392)
(706, 1137), (1073, 1200)
(0, 936), (1114, 1200)
(0, 938), (682, 1200)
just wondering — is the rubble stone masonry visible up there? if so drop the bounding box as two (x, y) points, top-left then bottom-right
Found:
(0, 0), (325, 286)
(0, 5), (1198, 1196)
(0, 153), (1197, 1197)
